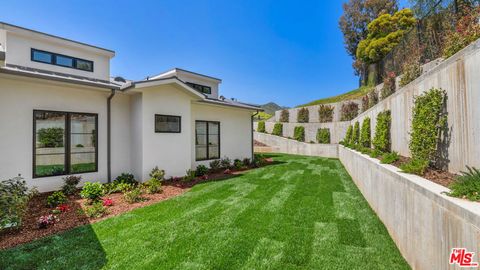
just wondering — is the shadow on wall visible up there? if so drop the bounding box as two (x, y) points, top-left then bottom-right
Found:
(435, 99), (452, 171)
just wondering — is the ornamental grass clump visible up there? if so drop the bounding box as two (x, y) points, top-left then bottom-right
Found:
(360, 117), (371, 148)
(293, 126), (305, 142)
(316, 128), (330, 144)
(448, 166), (480, 201)
(257, 121), (266, 133)
(297, 108), (309, 123)
(318, 105), (334, 122)
(373, 110), (391, 153)
(272, 123), (283, 136)
(280, 109), (289, 122)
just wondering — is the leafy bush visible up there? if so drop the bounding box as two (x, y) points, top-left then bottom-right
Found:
(361, 95), (369, 112)
(116, 183), (134, 193)
(352, 122), (360, 145)
(359, 146), (372, 155)
(272, 123), (283, 136)
(408, 88), (447, 167)
(0, 176), (35, 229)
(183, 169), (196, 182)
(293, 126), (305, 142)
(340, 102), (359, 121)
(37, 127), (64, 147)
(80, 182), (104, 203)
(61, 175), (81, 195)
(233, 159), (244, 170)
(102, 183), (118, 195)
(443, 7), (480, 59)
(195, 165), (208, 176)
(381, 72), (396, 99)
(257, 121), (266, 133)
(149, 167), (165, 182)
(318, 105), (334, 122)
(344, 125), (353, 147)
(373, 110), (391, 152)
(399, 62), (422, 87)
(297, 108), (309, 123)
(280, 109), (289, 122)
(380, 151), (399, 164)
(368, 90), (378, 108)
(448, 166), (480, 201)
(369, 149), (383, 158)
(84, 202), (107, 218)
(114, 173), (137, 185)
(220, 157), (232, 169)
(144, 178), (162, 194)
(316, 128), (330, 144)
(243, 158), (251, 167)
(123, 187), (144, 204)
(37, 214), (58, 229)
(360, 117), (371, 148)
(400, 158), (429, 175)
(46, 191), (67, 208)
(209, 160), (222, 172)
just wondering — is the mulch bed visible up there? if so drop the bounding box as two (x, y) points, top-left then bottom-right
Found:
(254, 140), (268, 147)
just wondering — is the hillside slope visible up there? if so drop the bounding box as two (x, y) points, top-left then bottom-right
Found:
(297, 86), (371, 107)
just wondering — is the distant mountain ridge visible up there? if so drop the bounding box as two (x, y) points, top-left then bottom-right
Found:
(260, 102), (289, 115)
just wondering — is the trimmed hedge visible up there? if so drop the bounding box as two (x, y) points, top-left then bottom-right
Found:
(272, 123), (283, 136)
(318, 105), (334, 123)
(297, 108), (309, 123)
(280, 109), (289, 122)
(360, 117), (371, 148)
(352, 121), (360, 145)
(373, 110), (391, 152)
(294, 126), (305, 142)
(316, 128), (331, 144)
(257, 121), (266, 133)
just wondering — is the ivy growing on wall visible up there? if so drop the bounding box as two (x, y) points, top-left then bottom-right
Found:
(294, 126), (305, 142)
(316, 128), (331, 144)
(381, 72), (396, 99)
(318, 105), (334, 123)
(272, 123), (283, 136)
(280, 109), (289, 123)
(257, 121), (266, 133)
(360, 117), (371, 148)
(344, 125), (353, 146)
(368, 90), (379, 109)
(373, 110), (391, 152)
(297, 108), (309, 123)
(352, 121), (360, 145)
(340, 102), (359, 121)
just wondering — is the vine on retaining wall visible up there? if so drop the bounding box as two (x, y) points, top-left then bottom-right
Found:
(352, 121), (360, 145)
(381, 72), (396, 99)
(318, 105), (334, 123)
(280, 109), (289, 122)
(272, 123), (283, 136)
(257, 121), (266, 133)
(373, 110), (391, 152)
(340, 102), (359, 121)
(294, 126), (305, 142)
(360, 117), (371, 148)
(297, 108), (309, 123)
(368, 90), (379, 109)
(343, 125), (353, 145)
(316, 128), (331, 144)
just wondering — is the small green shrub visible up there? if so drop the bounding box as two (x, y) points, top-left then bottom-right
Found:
(400, 158), (429, 175)
(360, 117), (371, 148)
(114, 173), (137, 185)
(340, 102), (359, 121)
(448, 166), (480, 201)
(195, 165), (208, 176)
(297, 108), (309, 123)
(102, 183), (120, 195)
(368, 89), (378, 108)
(257, 121), (266, 133)
(84, 202), (107, 218)
(344, 125), (353, 147)
(316, 128), (330, 144)
(380, 152), (399, 164)
(280, 109), (289, 122)
(144, 178), (162, 194)
(46, 191), (67, 208)
(361, 95), (369, 112)
(62, 175), (81, 195)
(373, 110), (391, 152)
(360, 146), (372, 155)
(220, 157), (232, 169)
(183, 169), (196, 182)
(233, 159), (244, 170)
(369, 149), (383, 158)
(80, 182), (104, 203)
(399, 62), (422, 87)
(149, 167), (165, 182)
(116, 183), (134, 193)
(123, 187), (144, 204)
(318, 105), (334, 123)
(209, 160), (222, 172)
(272, 123), (283, 136)
(0, 176), (36, 229)
(352, 122), (360, 145)
(37, 127), (64, 147)
(242, 158), (251, 167)
(293, 126), (305, 142)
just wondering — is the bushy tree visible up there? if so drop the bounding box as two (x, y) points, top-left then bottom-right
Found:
(352, 121), (360, 145)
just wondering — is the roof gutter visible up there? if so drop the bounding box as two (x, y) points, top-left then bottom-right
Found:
(107, 89), (116, 183)
(251, 110), (259, 160)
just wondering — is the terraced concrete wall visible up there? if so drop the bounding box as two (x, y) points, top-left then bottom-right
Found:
(339, 146), (480, 270)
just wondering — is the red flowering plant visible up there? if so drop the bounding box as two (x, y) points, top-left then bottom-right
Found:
(102, 198), (114, 207)
(38, 214), (59, 229)
(56, 204), (70, 213)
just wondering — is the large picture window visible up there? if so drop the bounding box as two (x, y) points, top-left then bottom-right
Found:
(195, 121), (220, 161)
(33, 110), (98, 178)
(155, 114), (181, 133)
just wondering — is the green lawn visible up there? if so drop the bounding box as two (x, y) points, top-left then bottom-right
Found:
(1, 154), (409, 270)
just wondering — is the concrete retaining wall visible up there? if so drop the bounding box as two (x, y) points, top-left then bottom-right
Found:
(254, 132), (338, 158)
(339, 145), (480, 270)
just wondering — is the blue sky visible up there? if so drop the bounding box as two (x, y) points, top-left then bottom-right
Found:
(2, 0), (370, 107)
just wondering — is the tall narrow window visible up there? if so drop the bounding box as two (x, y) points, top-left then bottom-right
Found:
(195, 121), (220, 161)
(33, 110), (98, 178)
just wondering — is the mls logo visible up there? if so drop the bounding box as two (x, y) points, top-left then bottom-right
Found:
(450, 248), (479, 267)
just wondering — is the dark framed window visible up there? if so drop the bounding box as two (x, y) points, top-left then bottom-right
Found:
(155, 114), (181, 133)
(195, 121), (220, 161)
(186, 82), (212, 94)
(31, 49), (94, 72)
(33, 110), (98, 178)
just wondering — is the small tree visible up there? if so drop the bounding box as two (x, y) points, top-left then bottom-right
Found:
(360, 117), (371, 148)
(37, 127), (64, 147)
(318, 105), (334, 122)
(316, 128), (331, 144)
(257, 121), (266, 133)
(280, 109), (290, 122)
(272, 123), (283, 136)
(297, 108), (309, 123)
(344, 125), (353, 146)
(352, 121), (360, 145)
(373, 110), (391, 152)
(294, 126), (305, 142)
(340, 102), (359, 121)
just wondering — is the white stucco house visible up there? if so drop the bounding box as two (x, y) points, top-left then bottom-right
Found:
(0, 22), (261, 192)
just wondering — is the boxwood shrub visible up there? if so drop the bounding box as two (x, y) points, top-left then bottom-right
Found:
(257, 121), (266, 133)
(293, 126), (305, 142)
(373, 110), (391, 152)
(316, 128), (330, 144)
(272, 123), (283, 136)
(360, 117), (371, 148)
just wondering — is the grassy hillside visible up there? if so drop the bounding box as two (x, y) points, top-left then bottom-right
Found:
(297, 86), (371, 107)
(254, 111), (273, 121)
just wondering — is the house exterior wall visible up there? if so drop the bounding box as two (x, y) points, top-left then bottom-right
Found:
(130, 94), (143, 180)
(111, 93), (132, 179)
(0, 75), (130, 192)
(176, 72), (219, 99)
